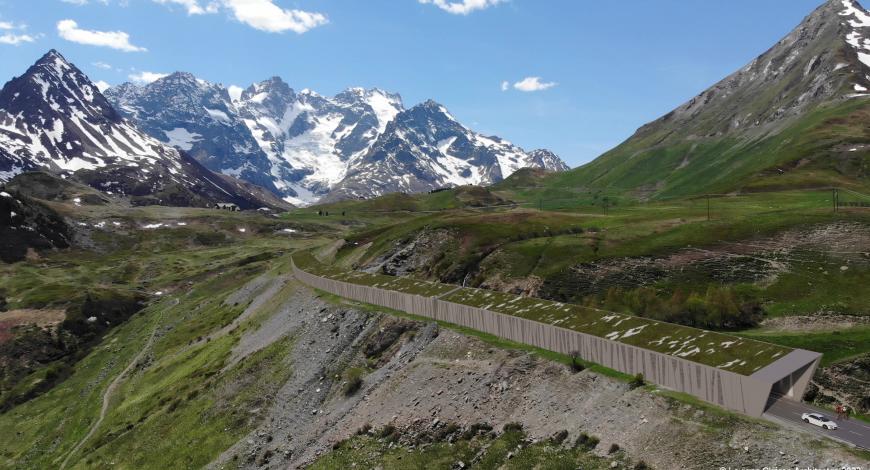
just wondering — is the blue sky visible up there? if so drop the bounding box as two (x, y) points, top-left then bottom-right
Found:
(0, 0), (829, 167)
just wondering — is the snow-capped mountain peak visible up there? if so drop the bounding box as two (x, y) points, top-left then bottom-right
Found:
(6, 50), (119, 123)
(105, 72), (567, 206)
(105, 69), (279, 194)
(227, 80), (408, 205)
(334, 87), (403, 133)
(324, 99), (568, 202)
(0, 50), (289, 209)
(242, 76), (294, 103)
(0, 49), (171, 178)
(840, 0), (870, 78)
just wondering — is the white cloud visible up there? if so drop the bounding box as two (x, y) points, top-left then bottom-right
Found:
(419, 0), (505, 15)
(94, 80), (111, 92)
(0, 20), (37, 45)
(153, 0), (219, 15)
(57, 19), (146, 52)
(221, 0), (328, 33)
(0, 20), (30, 31)
(129, 71), (168, 84)
(92, 61), (112, 69)
(0, 33), (38, 45)
(227, 84), (243, 101)
(150, 0), (327, 34)
(512, 76), (557, 92)
(61, 0), (113, 5)
(500, 80), (509, 92)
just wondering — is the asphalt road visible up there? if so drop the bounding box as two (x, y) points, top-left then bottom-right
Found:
(764, 396), (870, 450)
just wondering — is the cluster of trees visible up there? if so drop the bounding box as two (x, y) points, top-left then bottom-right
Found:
(582, 285), (764, 330)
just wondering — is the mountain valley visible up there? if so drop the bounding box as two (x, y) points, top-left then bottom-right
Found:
(1, 0), (870, 469)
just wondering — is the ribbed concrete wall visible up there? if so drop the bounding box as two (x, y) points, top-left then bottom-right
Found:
(293, 262), (817, 417)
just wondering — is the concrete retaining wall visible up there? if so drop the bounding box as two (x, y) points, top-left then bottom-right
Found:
(293, 261), (819, 417)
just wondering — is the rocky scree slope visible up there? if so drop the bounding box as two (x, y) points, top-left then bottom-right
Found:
(208, 284), (864, 469)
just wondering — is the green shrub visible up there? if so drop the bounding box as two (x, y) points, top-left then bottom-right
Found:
(461, 422), (493, 440)
(193, 231), (227, 246)
(434, 423), (460, 441)
(570, 350), (585, 373)
(574, 432), (599, 451)
(630, 373), (645, 389)
(589, 285), (764, 330)
(503, 422), (524, 433)
(379, 424), (397, 441)
(550, 430), (569, 445)
(802, 383), (819, 402)
(343, 368), (365, 396)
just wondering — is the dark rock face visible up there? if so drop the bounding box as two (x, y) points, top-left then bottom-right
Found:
(0, 188), (70, 263)
(105, 73), (278, 194)
(0, 50), (286, 210)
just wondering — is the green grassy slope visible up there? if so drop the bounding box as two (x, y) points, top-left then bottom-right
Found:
(303, 185), (511, 215)
(0, 263), (295, 469)
(311, 426), (623, 470)
(508, 98), (870, 204)
(315, 189), (870, 371)
(0, 202), (319, 468)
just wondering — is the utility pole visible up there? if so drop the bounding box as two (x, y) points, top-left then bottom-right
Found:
(833, 188), (838, 213)
(706, 195), (711, 221)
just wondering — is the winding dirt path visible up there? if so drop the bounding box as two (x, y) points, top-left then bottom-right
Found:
(59, 276), (290, 467)
(58, 299), (175, 469)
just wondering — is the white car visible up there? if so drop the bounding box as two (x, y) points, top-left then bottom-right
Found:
(801, 413), (838, 430)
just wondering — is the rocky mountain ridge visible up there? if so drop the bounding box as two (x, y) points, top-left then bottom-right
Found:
(107, 74), (568, 205)
(0, 50), (290, 210)
(324, 100), (568, 201)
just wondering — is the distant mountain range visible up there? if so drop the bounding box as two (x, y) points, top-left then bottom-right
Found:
(105, 73), (568, 205)
(0, 51), (290, 210)
(0, 50), (566, 207)
(538, 0), (870, 198)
